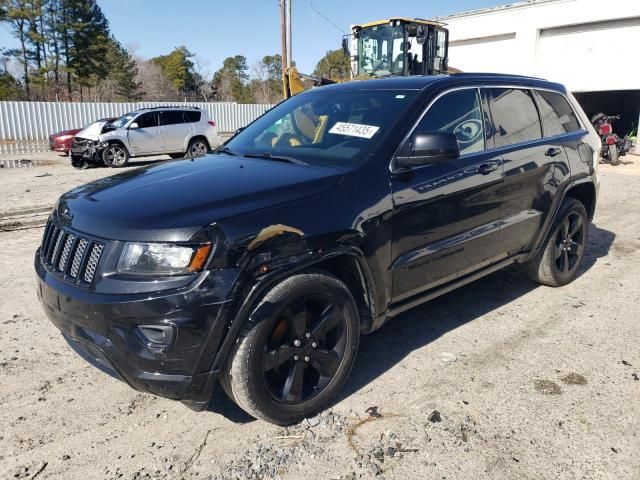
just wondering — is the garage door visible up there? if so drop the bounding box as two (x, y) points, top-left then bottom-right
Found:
(536, 17), (640, 91)
(449, 33), (517, 74)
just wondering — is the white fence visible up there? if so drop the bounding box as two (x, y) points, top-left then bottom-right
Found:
(0, 101), (275, 142)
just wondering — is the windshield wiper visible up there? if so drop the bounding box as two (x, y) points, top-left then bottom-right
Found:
(242, 152), (308, 166)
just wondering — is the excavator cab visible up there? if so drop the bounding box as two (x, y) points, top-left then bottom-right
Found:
(350, 18), (449, 78)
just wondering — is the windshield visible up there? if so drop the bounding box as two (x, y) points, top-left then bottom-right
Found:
(223, 89), (417, 167)
(357, 24), (406, 77)
(110, 113), (137, 128)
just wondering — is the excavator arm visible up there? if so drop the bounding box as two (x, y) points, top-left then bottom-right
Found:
(282, 67), (336, 99)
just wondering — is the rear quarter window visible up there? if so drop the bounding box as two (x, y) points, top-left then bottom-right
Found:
(487, 88), (542, 147)
(534, 90), (581, 136)
(183, 111), (201, 123)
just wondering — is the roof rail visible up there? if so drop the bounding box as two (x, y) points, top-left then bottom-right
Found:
(450, 72), (547, 81)
(138, 105), (202, 111)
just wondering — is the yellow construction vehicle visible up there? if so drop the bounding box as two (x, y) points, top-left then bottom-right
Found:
(283, 17), (451, 98)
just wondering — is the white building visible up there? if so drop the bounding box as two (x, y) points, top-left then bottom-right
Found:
(441, 0), (640, 137)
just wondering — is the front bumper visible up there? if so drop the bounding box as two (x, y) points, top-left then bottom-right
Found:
(35, 251), (237, 410)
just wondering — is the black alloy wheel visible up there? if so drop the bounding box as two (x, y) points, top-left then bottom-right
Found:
(522, 198), (589, 287)
(554, 211), (584, 275)
(221, 272), (359, 425)
(262, 294), (348, 404)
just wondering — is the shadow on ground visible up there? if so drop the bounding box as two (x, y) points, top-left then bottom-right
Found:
(208, 224), (615, 423)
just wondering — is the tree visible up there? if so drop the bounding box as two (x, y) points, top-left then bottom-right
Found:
(67, 0), (111, 100)
(151, 46), (196, 100)
(96, 39), (141, 101)
(1, 0), (33, 98)
(250, 54), (283, 103)
(313, 49), (351, 80)
(0, 70), (23, 99)
(212, 55), (252, 103)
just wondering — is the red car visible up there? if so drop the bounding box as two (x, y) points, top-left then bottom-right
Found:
(49, 128), (83, 153)
(49, 118), (116, 154)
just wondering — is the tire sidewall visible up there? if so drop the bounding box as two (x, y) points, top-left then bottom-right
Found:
(609, 144), (620, 165)
(231, 273), (359, 424)
(543, 199), (589, 285)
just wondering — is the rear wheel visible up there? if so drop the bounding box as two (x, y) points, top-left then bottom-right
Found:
(186, 138), (208, 158)
(103, 143), (129, 168)
(522, 198), (588, 287)
(221, 271), (360, 425)
(609, 144), (620, 166)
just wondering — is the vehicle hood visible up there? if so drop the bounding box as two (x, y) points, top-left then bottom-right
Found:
(52, 128), (82, 138)
(75, 120), (112, 141)
(57, 154), (344, 241)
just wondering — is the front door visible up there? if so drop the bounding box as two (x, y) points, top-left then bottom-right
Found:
(390, 88), (504, 303)
(127, 112), (164, 155)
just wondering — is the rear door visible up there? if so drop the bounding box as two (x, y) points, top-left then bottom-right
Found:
(160, 110), (187, 153)
(127, 112), (164, 155)
(390, 87), (504, 302)
(486, 87), (570, 256)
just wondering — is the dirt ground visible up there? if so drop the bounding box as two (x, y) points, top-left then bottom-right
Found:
(1, 153), (639, 480)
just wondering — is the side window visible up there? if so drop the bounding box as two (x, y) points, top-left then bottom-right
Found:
(160, 110), (184, 126)
(184, 111), (201, 123)
(534, 90), (581, 136)
(487, 88), (541, 147)
(416, 89), (485, 155)
(136, 112), (158, 128)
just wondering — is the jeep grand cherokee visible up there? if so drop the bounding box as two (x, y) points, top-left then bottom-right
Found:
(36, 73), (600, 425)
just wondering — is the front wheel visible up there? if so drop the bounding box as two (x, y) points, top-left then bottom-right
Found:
(609, 144), (620, 166)
(220, 271), (360, 425)
(103, 144), (130, 168)
(522, 198), (588, 287)
(186, 138), (208, 158)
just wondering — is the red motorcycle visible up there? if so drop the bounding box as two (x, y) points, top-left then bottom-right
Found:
(591, 113), (632, 166)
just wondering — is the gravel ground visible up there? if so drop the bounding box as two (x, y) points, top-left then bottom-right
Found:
(1, 154), (639, 479)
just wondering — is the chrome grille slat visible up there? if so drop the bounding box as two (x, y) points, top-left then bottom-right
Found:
(45, 227), (61, 264)
(50, 230), (66, 265)
(39, 219), (105, 286)
(70, 238), (88, 278)
(83, 244), (103, 283)
(58, 234), (76, 272)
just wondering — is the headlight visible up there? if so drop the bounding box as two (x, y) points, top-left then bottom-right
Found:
(117, 242), (212, 276)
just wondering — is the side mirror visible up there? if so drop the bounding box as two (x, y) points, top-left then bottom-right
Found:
(341, 37), (350, 57)
(129, 122), (139, 130)
(396, 131), (460, 168)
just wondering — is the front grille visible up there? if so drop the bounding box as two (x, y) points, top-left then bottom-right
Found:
(40, 219), (104, 286)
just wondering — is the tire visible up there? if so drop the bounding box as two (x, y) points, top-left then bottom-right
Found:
(186, 138), (208, 158)
(609, 144), (620, 166)
(522, 198), (588, 287)
(103, 143), (130, 168)
(220, 271), (360, 425)
(71, 158), (90, 170)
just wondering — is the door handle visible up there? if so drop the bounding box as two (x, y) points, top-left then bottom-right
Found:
(476, 163), (499, 175)
(545, 147), (563, 157)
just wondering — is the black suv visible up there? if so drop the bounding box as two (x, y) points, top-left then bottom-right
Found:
(36, 74), (600, 425)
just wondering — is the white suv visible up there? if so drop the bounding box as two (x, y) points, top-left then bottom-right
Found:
(70, 107), (221, 168)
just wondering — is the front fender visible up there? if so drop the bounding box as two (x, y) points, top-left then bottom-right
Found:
(207, 244), (375, 374)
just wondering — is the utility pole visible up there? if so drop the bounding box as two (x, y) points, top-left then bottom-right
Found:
(280, 0), (288, 75)
(286, 0), (292, 68)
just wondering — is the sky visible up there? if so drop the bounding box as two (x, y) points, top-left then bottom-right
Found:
(1, 0), (510, 76)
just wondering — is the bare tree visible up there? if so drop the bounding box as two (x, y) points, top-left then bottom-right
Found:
(134, 57), (177, 101)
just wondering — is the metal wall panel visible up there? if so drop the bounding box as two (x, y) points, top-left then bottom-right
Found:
(0, 101), (274, 141)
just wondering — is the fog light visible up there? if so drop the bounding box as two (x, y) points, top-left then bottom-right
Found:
(138, 325), (175, 347)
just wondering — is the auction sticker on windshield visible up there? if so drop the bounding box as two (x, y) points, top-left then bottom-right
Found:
(329, 122), (380, 139)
